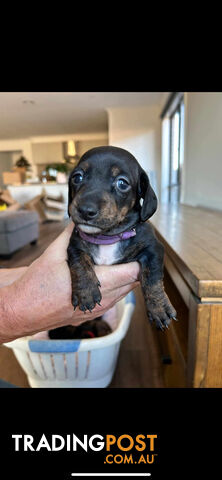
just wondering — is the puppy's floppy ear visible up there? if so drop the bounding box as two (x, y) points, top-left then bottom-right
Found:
(138, 169), (157, 221)
(67, 173), (73, 217)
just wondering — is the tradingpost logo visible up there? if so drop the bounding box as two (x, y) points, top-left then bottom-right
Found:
(11, 433), (158, 465)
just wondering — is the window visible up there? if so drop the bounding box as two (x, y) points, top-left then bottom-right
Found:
(168, 100), (184, 203)
(161, 93), (185, 204)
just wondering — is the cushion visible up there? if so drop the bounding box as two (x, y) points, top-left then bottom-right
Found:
(0, 210), (39, 233)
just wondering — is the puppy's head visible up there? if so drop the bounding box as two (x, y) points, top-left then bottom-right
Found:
(68, 146), (157, 234)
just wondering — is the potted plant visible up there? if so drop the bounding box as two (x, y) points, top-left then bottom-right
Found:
(45, 163), (70, 183)
(15, 156), (32, 172)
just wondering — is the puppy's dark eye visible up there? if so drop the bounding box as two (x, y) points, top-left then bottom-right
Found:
(116, 177), (131, 192)
(72, 173), (83, 185)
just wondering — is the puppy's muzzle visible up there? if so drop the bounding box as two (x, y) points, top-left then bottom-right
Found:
(77, 202), (98, 221)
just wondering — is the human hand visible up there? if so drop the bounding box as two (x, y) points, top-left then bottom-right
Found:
(0, 267), (28, 288)
(0, 222), (140, 343)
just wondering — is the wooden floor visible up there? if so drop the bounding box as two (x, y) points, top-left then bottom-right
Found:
(0, 220), (164, 388)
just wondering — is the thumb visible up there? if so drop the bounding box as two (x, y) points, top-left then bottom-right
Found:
(44, 221), (74, 260)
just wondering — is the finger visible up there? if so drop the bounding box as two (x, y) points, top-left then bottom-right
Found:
(111, 281), (139, 300)
(95, 262), (140, 289)
(69, 281), (139, 325)
(45, 221), (74, 259)
(55, 221), (74, 248)
(68, 280), (139, 327)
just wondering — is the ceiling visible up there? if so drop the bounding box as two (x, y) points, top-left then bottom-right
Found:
(0, 92), (170, 140)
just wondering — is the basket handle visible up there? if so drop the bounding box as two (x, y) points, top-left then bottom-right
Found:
(28, 292), (136, 353)
(125, 291), (136, 305)
(29, 339), (81, 353)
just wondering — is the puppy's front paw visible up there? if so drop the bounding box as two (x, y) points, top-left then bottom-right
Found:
(72, 282), (102, 313)
(147, 300), (176, 330)
(145, 283), (177, 331)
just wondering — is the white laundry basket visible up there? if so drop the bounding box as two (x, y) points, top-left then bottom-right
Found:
(4, 292), (135, 388)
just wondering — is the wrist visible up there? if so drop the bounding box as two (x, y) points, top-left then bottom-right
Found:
(0, 267), (28, 288)
(0, 284), (19, 344)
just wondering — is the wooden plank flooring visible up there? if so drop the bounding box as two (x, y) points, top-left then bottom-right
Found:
(0, 220), (164, 388)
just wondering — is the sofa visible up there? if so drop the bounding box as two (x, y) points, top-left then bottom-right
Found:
(0, 210), (39, 257)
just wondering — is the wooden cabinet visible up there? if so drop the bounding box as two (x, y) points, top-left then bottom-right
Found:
(150, 204), (222, 388)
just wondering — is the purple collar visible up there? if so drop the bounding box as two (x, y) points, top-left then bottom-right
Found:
(75, 226), (136, 245)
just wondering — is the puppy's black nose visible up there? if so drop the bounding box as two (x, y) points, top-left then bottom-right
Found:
(78, 204), (98, 221)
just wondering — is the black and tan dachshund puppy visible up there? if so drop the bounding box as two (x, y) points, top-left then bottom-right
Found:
(49, 146), (176, 340)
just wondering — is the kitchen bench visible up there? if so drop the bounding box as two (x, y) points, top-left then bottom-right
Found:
(150, 204), (222, 388)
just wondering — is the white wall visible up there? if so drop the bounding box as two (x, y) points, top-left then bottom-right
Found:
(32, 138), (109, 165)
(0, 139), (33, 164)
(107, 106), (161, 197)
(0, 152), (13, 188)
(0, 133), (108, 180)
(32, 142), (63, 165)
(182, 92), (222, 210)
(78, 138), (108, 157)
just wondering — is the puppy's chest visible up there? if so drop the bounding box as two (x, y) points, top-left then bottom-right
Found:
(92, 243), (121, 266)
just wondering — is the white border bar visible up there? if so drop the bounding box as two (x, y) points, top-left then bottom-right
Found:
(71, 474), (151, 477)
